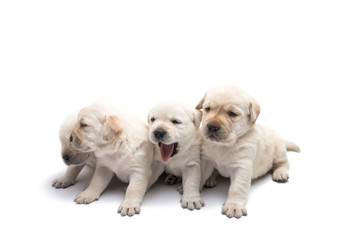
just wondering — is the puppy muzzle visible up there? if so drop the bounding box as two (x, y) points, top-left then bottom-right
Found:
(203, 123), (229, 143)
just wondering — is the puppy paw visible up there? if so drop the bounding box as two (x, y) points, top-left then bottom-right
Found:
(181, 196), (205, 210)
(74, 190), (99, 204)
(165, 174), (180, 185)
(272, 167), (289, 182)
(222, 203), (247, 218)
(118, 201), (141, 217)
(52, 177), (74, 189)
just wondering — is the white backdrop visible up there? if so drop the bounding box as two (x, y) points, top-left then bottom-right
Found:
(1, 1), (346, 239)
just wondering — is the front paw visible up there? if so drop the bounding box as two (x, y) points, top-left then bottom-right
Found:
(181, 196), (205, 210)
(118, 201), (141, 217)
(74, 190), (99, 204)
(52, 177), (75, 189)
(222, 202), (247, 218)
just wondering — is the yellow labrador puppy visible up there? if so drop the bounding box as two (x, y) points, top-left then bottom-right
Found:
(52, 112), (96, 189)
(196, 85), (300, 218)
(147, 101), (204, 210)
(70, 103), (153, 217)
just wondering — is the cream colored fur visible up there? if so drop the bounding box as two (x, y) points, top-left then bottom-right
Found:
(197, 85), (300, 218)
(52, 113), (96, 189)
(147, 101), (204, 210)
(70, 103), (154, 217)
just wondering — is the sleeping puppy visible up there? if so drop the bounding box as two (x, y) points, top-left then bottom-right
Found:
(70, 102), (154, 217)
(52, 113), (96, 189)
(196, 85), (300, 218)
(147, 101), (204, 210)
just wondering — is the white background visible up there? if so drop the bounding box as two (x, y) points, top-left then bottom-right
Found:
(1, 0), (346, 239)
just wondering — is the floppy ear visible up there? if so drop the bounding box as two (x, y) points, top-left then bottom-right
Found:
(195, 94), (206, 110)
(193, 109), (202, 128)
(101, 116), (123, 141)
(71, 124), (85, 142)
(147, 113), (151, 124)
(249, 99), (261, 124)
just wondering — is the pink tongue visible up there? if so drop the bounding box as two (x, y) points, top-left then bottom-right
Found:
(159, 143), (174, 162)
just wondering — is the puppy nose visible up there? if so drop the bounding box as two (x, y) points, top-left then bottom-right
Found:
(62, 155), (70, 163)
(207, 124), (220, 133)
(154, 129), (166, 140)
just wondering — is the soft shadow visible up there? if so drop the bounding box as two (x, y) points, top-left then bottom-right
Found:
(45, 167), (277, 207)
(45, 166), (127, 203)
(199, 173), (275, 207)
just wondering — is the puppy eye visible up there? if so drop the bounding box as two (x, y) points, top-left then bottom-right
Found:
(80, 123), (88, 127)
(69, 136), (73, 142)
(228, 111), (237, 117)
(150, 117), (155, 122)
(205, 107), (211, 112)
(172, 119), (182, 124)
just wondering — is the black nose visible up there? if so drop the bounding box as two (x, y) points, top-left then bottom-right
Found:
(207, 124), (220, 133)
(69, 135), (73, 142)
(154, 129), (166, 140)
(62, 155), (70, 163)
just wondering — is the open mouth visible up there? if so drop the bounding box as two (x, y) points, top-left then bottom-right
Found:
(158, 142), (178, 162)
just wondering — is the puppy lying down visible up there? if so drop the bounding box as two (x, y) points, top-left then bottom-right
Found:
(196, 85), (300, 218)
(70, 103), (154, 216)
(52, 113), (96, 189)
(147, 101), (204, 210)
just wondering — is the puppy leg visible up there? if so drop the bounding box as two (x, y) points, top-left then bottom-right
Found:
(199, 157), (215, 191)
(272, 150), (290, 182)
(222, 165), (252, 218)
(181, 162), (205, 210)
(74, 166), (113, 204)
(147, 161), (165, 191)
(52, 164), (85, 188)
(118, 171), (150, 217)
(204, 169), (219, 188)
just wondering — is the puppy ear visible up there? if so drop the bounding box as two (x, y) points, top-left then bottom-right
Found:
(193, 109), (202, 127)
(101, 116), (123, 141)
(249, 99), (261, 124)
(71, 127), (84, 141)
(147, 113), (151, 124)
(195, 94), (206, 110)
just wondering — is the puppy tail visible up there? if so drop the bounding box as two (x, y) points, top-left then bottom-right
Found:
(284, 140), (301, 153)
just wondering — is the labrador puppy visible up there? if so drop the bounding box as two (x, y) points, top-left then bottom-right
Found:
(70, 103), (154, 217)
(147, 100), (204, 210)
(196, 85), (300, 218)
(52, 113), (96, 189)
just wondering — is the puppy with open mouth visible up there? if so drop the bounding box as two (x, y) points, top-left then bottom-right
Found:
(196, 85), (300, 218)
(69, 102), (154, 217)
(52, 112), (96, 189)
(148, 101), (204, 210)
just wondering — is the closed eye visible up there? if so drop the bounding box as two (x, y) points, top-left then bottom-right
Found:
(171, 119), (182, 124)
(80, 122), (88, 127)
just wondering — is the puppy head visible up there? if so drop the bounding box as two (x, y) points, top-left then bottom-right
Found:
(59, 113), (94, 166)
(70, 103), (123, 152)
(196, 85), (260, 145)
(148, 101), (202, 162)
